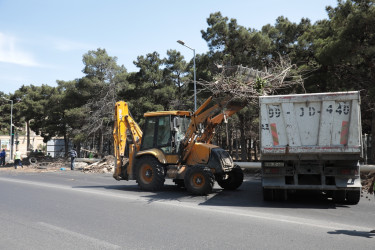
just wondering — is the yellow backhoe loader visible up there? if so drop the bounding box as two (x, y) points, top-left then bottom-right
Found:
(113, 97), (244, 195)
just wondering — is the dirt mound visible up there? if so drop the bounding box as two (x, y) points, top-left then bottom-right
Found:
(361, 171), (375, 194)
(82, 155), (115, 174)
(0, 157), (71, 172)
(0, 156), (114, 173)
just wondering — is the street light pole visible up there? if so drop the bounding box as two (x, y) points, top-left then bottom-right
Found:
(177, 40), (197, 111)
(1, 97), (13, 160)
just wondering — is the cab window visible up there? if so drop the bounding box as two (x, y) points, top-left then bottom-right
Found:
(141, 117), (156, 150)
(156, 116), (172, 153)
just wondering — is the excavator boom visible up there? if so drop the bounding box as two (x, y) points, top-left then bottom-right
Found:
(113, 101), (143, 180)
(181, 97), (244, 162)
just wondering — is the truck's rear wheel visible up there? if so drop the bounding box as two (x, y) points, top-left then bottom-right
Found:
(346, 190), (360, 204)
(136, 156), (165, 191)
(184, 166), (214, 195)
(274, 189), (287, 201)
(216, 165), (244, 190)
(263, 188), (274, 201)
(333, 190), (346, 203)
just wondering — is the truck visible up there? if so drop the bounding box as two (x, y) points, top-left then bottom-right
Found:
(259, 91), (362, 203)
(113, 97), (244, 195)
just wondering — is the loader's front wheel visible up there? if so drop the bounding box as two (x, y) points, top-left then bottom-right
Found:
(184, 166), (214, 195)
(136, 156), (165, 191)
(216, 165), (244, 190)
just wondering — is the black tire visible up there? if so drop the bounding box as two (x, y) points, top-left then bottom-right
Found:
(325, 190), (334, 198)
(333, 190), (346, 203)
(216, 165), (244, 190)
(184, 166), (215, 195)
(29, 157), (37, 164)
(173, 179), (185, 189)
(274, 189), (287, 201)
(136, 156), (165, 191)
(263, 188), (274, 201)
(346, 190), (360, 204)
(120, 162), (129, 180)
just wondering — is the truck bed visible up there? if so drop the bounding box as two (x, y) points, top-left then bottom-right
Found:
(259, 91), (362, 159)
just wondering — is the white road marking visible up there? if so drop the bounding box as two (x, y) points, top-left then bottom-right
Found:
(0, 177), (372, 232)
(36, 222), (121, 249)
(0, 212), (121, 249)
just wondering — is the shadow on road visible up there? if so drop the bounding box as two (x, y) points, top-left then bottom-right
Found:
(73, 174), (352, 210)
(72, 182), (192, 203)
(327, 230), (375, 238)
(198, 176), (345, 210)
(73, 184), (140, 192)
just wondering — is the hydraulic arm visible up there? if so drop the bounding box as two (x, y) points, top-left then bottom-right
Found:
(113, 101), (143, 180)
(180, 97), (244, 162)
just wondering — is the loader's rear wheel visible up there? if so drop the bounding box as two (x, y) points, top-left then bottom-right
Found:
(120, 162), (129, 180)
(346, 190), (360, 204)
(216, 165), (244, 190)
(184, 166), (214, 195)
(136, 156), (165, 191)
(173, 179), (185, 189)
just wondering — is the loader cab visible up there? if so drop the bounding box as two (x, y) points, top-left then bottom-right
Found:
(140, 111), (191, 154)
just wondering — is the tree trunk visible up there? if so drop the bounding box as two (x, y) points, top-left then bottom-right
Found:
(235, 129), (239, 160)
(77, 141), (81, 157)
(254, 139), (258, 161)
(371, 110), (375, 164)
(108, 139), (112, 155)
(99, 128), (104, 158)
(64, 132), (69, 157)
(247, 138), (252, 161)
(26, 120), (31, 152)
(239, 116), (247, 161)
(15, 131), (19, 151)
(226, 123), (229, 152)
(227, 122), (233, 155)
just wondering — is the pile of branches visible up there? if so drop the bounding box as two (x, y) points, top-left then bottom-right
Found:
(82, 155), (115, 173)
(361, 171), (375, 194)
(199, 56), (305, 103)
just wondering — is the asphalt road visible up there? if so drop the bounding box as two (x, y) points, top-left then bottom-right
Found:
(0, 170), (374, 249)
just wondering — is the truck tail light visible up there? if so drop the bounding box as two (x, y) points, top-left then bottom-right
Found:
(264, 167), (281, 174)
(339, 168), (358, 175)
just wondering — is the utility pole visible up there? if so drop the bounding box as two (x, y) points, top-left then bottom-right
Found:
(177, 40), (197, 111)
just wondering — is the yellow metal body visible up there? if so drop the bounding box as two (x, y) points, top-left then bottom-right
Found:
(185, 143), (218, 166)
(113, 101), (143, 180)
(180, 97), (244, 163)
(113, 97), (244, 181)
(136, 148), (179, 165)
(144, 110), (191, 117)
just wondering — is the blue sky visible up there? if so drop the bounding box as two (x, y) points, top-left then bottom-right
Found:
(0, 0), (338, 94)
